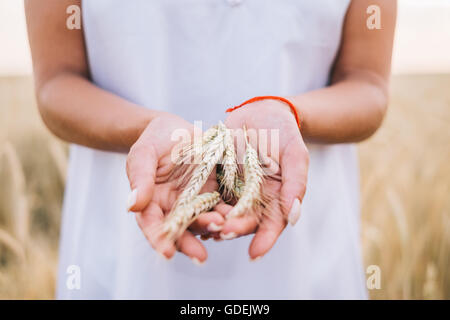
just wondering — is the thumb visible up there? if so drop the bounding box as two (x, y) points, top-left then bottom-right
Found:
(280, 137), (309, 226)
(126, 143), (158, 212)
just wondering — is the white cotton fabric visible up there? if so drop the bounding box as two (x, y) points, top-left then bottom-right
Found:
(57, 0), (367, 299)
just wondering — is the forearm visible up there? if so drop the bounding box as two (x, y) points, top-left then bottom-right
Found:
(291, 72), (389, 143)
(37, 72), (163, 152)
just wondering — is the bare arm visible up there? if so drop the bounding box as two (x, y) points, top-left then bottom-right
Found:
(25, 0), (217, 260)
(292, 0), (397, 143)
(219, 0), (396, 258)
(25, 0), (162, 152)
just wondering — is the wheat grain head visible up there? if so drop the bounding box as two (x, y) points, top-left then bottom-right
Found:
(176, 129), (225, 206)
(162, 191), (220, 241)
(227, 127), (264, 219)
(218, 123), (238, 199)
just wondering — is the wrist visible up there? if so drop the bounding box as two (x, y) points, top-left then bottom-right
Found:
(227, 95), (301, 130)
(123, 108), (166, 150)
(288, 96), (309, 139)
(279, 96), (301, 125)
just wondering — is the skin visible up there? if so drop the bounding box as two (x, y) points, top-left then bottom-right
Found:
(25, 0), (396, 262)
(215, 0), (397, 259)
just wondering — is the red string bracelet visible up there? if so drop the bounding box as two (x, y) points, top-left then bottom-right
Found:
(226, 95), (301, 130)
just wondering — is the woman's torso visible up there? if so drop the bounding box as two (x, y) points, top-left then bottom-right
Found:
(57, 0), (367, 299)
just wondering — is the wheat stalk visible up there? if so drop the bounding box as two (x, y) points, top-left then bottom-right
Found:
(175, 125), (218, 165)
(162, 129), (225, 241)
(162, 191), (220, 240)
(0, 228), (25, 261)
(227, 128), (264, 219)
(161, 124), (226, 243)
(2, 142), (30, 243)
(170, 125), (219, 187)
(47, 140), (68, 184)
(218, 123), (238, 198)
(176, 128), (225, 206)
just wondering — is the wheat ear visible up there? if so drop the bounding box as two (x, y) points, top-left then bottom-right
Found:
(175, 126), (218, 165)
(162, 192), (220, 240)
(218, 123), (238, 198)
(170, 125), (219, 187)
(227, 127), (264, 218)
(176, 129), (225, 206)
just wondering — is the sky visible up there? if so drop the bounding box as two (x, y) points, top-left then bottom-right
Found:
(1, 0), (450, 75)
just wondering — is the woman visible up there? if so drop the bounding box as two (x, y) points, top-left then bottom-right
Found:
(25, 0), (396, 299)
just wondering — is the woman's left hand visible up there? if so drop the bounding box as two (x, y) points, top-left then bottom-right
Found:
(215, 99), (309, 260)
(126, 113), (224, 262)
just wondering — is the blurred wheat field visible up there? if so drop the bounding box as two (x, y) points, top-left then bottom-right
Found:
(359, 74), (450, 299)
(0, 77), (65, 299)
(0, 75), (449, 299)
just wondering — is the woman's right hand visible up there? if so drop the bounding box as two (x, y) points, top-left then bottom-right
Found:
(126, 113), (224, 263)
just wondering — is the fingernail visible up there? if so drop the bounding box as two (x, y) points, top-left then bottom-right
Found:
(250, 256), (262, 262)
(220, 232), (236, 240)
(157, 251), (171, 261)
(288, 198), (301, 226)
(207, 222), (222, 232)
(191, 257), (205, 266)
(127, 188), (138, 211)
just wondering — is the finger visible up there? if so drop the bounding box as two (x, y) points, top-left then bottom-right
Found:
(260, 152), (281, 177)
(248, 201), (286, 260)
(213, 202), (233, 218)
(189, 211), (225, 235)
(176, 231), (208, 264)
(280, 138), (309, 226)
(248, 224), (282, 261)
(136, 202), (176, 259)
(220, 213), (258, 240)
(200, 168), (219, 193)
(126, 143), (158, 212)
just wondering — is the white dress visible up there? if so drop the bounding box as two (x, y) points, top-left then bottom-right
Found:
(57, 0), (367, 299)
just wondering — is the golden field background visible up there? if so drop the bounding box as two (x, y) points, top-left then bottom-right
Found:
(0, 74), (449, 299)
(1, 0), (450, 300)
